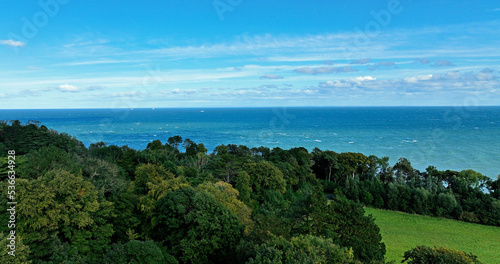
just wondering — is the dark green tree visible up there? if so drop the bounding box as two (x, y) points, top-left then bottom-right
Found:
(152, 187), (244, 264)
(167, 135), (183, 150)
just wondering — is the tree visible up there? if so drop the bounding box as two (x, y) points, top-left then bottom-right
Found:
(311, 149), (338, 182)
(167, 135), (183, 150)
(17, 170), (114, 262)
(81, 156), (128, 196)
(17, 145), (82, 180)
(236, 171), (252, 206)
(242, 161), (287, 202)
(183, 138), (198, 156)
(152, 187), (244, 264)
(133, 163), (174, 195)
(89, 142), (123, 163)
(336, 152), (370, 183)
(0, 233), (31, 264)
(402, 245), (482, 264)
(116, 145), (140, 179)
(247, 235), (359, 264)
(104, 240), (178, 264)
(197, 181), (253, 234)
(307, 195), (386, 262)
(457, 169), (489, 190)
(146, 139), (164, 150)
(434, 192), (459, 217)
(394, 158), (418, 181)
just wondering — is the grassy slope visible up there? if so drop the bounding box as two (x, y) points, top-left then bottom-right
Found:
(364, 207), (500, 264)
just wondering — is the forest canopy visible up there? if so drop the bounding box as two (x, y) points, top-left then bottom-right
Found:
(1, 120), (497, 263)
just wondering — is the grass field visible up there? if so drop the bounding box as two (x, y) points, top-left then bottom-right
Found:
(364, 207), (500, 264)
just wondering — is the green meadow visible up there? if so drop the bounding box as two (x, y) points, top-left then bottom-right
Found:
(365, 207), (500, 264)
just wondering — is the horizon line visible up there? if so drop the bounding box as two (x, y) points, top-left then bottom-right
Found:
(1, 105), (500, 111)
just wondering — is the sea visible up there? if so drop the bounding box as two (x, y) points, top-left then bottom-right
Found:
(1, 107), (499, 178)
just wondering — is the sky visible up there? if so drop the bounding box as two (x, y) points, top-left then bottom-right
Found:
(0, 0), (499, 109)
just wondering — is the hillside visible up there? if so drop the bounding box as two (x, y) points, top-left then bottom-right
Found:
(365, 207), (500, 264)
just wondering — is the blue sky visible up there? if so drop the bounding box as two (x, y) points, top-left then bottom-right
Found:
(0, 0), (499, 109)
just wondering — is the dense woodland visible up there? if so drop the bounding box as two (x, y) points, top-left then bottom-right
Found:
(0, 120), (498, 263)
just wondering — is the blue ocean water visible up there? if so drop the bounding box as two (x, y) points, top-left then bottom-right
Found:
(1, 107), (499, 178)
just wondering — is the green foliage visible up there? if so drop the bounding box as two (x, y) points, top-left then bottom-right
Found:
(89, 142), (123, 163)
(108, 191), (141, 243)
(146, 139), (164, 151)
(366, 207), (500, 263)
(267, 147), (313, 189)
(116, 145), (140, 179)
(0, 233), (31, 264)
(206, 145), (252, 183)
(3, 122), (499, 263)
(134, 163), (174, 195)
(167, 135), (183, 149)
(236, 171), (252, 206)
(247, 235), (359, 264)
(308, 195), (386, 262)
(311, 148), (339, 182)
(197, 181), (253, 234)
(242, 161), (286, 202)
(252, 190), (294, 240)
(16, 145), (81, 180)
(457, 169), (489, 189)
(0, 121), (86, 156)
(394, 157), (418, 181)
(104, 240), (178, 264)
(124, 240), (168, 263)
(17, 170), (114, 261)
(402, 245), (482, 264)
(81, 156), (128, 196)
(152, 187), (244, 263)
(47, 237), (87, 264)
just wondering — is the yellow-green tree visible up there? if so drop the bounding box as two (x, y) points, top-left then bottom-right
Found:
(0, 233), (31, 264)
(197, 181), (253, 234)
(16, 169), (114, 262)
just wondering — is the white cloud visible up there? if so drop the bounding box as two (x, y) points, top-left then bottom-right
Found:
(60, 59), (144, 66)
(351, 58), (371, 64)
(351, 76), (376, 82)
(416, 58), (431, 64)
(27, 66), (43, 70)
(260, 74), (283, 80)
(294, 66), (358, 75)
(377, 61), (396, 66)
(315, 69), (499, 95)
(434, 60), (454, 67)
(0, 39), (26, 47)
(58, 84), (80, 92)
(404, 75), (433, 83)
